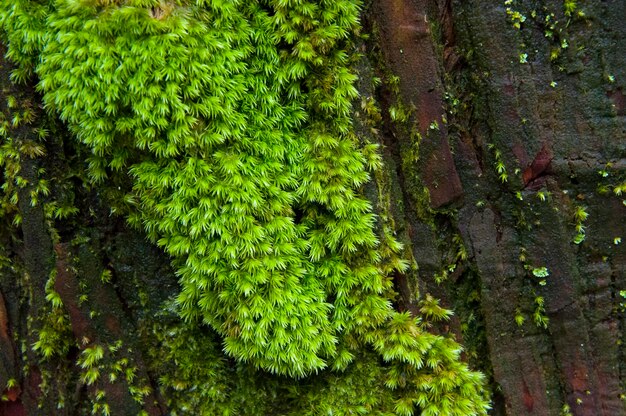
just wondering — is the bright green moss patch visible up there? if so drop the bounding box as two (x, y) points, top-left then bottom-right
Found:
(1, 0), (490, 413)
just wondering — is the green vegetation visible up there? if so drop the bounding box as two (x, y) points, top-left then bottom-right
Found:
(504, 0), (587, 75)
(488, 144), (508, 183)
(572, 204), (588, 244)
(0, 0), (489, 414)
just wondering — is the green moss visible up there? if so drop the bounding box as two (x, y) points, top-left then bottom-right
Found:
(32, 270), (74, 360)
(1, 0), (490, 414)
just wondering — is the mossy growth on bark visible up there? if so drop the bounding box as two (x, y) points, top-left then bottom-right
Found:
(0, 0), (490, 414)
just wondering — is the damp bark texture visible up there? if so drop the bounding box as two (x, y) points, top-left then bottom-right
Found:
(362, 0), (626, 415)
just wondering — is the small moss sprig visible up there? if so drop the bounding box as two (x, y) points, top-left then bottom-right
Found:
(572, 204), (588, 244)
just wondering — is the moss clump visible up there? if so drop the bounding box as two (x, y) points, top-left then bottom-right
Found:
(1, 0), (490, 413)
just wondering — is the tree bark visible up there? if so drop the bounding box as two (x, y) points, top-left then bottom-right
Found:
(363, 1), (626, 415)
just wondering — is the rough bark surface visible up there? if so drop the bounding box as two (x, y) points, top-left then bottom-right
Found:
(363, 1), (626, 415)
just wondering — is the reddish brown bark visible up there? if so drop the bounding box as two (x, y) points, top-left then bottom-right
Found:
(364, 0), (626, 414)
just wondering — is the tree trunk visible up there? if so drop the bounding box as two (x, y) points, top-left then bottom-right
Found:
(364, 1), (626, 415)
(0, 1), (624, 415)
